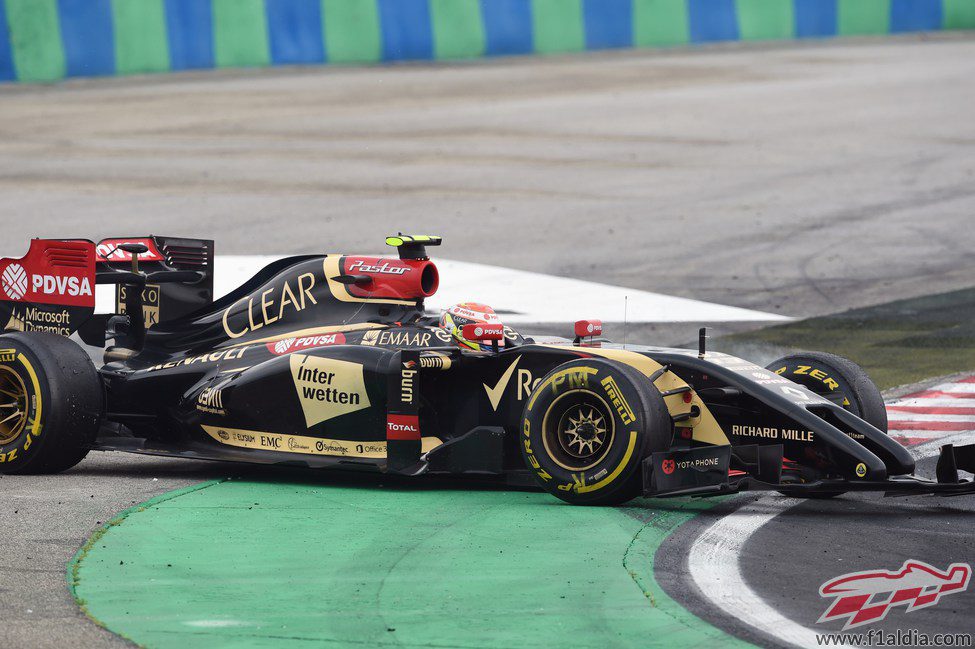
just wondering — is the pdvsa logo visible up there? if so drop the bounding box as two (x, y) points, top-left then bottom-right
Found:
(2, 264), (28, 300)
(267, 333), (346, 355)
(818, 560), (971, 629)
(34, 274), (93, 297)
(1, 264), (92, 301)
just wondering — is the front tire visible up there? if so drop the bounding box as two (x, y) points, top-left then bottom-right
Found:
(0, 332), (103, 474)
(766, 351), (886, 498)
(519, 358), (671, 506)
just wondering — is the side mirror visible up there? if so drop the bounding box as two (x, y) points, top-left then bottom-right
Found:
(574, 319), (602, 344)
(462, 322), (504, 352)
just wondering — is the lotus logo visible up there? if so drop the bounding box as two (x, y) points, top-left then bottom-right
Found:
(2, 264), (28, 300)
(819, 560), (971, 629)
(662, 459), (675, 475)
(217, 430), (230, 441)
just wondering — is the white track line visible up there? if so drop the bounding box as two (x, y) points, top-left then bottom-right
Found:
(887, 413), (975, 423)
(893, 397), (975, 407)
(687, 429), (973, 649)
(922, 383), (975, 394)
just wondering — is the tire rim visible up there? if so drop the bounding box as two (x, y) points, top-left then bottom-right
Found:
(0, 366), (28, 445)
(541, 390), (616, 472)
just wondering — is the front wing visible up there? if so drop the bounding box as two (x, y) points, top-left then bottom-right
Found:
(643, 443), (975, 498)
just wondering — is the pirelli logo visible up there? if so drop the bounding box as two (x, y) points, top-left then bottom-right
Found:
(601, 376), (635, 425)
(0, 348), (16, 363)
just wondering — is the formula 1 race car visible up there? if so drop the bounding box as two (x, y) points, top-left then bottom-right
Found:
(1, 235), (973, 505)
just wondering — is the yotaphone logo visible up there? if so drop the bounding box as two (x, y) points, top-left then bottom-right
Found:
(661, 459), (675, 475)
(2, 264), (28, 300)
(818, 560), (971, 630)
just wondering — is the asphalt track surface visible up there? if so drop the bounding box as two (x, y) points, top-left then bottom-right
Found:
(2, 35), (975, 648)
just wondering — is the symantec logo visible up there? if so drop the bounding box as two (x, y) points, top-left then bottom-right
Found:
(266, 333), (346, 355)
(818, 560), (971, 630)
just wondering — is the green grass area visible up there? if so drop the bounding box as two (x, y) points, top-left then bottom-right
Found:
(71, 475), (744, 648)
(721, 287), (975, 390)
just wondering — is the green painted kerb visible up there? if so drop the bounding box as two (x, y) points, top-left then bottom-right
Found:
(839, 0), (891, 35)
(944, 0), (975, 28)
(736, 0), (795, 41)
(532, 0), (586, 54)
(430, 0), (486, 60)
(633, 0), (690, 47)
(4, 0), (65, 82)
(322, 0), (382, 63)
(212, 0), (270, 68)
(112, 0), (170, 75)
(70, 478), (748, 648)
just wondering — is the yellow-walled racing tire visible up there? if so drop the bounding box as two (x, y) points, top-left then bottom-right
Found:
(519, 358), (671, 506)
(767, 351), (887, 498)
(0, 332), (103, 474)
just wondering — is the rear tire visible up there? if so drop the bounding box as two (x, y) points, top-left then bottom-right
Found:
(0, 332), (103, 474)
(519, 358), (671, 506)
(766, 351), (886, 498)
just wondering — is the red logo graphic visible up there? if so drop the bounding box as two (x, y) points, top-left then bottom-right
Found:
(402, 360), (417, 369)
(96, 238), (164, 262)
(818, 560), (971, 629)
(386, 414), (420, 440)
(0, 240), (95, 308)
(2, 263), (28, 300)
(661, 459), (675, 475)
(266, 333), (346, 355)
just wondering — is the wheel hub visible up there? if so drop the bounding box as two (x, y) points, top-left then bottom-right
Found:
(0, 366), (28, 446)
(560, 406), (607, 458)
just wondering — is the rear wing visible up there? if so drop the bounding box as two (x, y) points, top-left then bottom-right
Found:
(95, 236), (214, 332)
(1, 236), (213, 342)
(0, 239), (95, 337)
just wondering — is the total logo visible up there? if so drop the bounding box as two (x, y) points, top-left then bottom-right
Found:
(386, 414), (420, 440)
(267, 333), (346, 355)
(1, 263), (93, 301)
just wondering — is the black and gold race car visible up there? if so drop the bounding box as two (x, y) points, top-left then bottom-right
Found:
(1, 235), (972, 504)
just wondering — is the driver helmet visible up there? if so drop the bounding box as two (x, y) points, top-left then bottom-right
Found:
(439, 302), (502, 351)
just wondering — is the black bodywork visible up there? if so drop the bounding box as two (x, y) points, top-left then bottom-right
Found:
(6, 235), (975, 498)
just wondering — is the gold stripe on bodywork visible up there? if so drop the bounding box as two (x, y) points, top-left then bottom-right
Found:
(540, 345), (730, 446)
(202, 425), (442, 459)
(224, 322), (386, 348)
